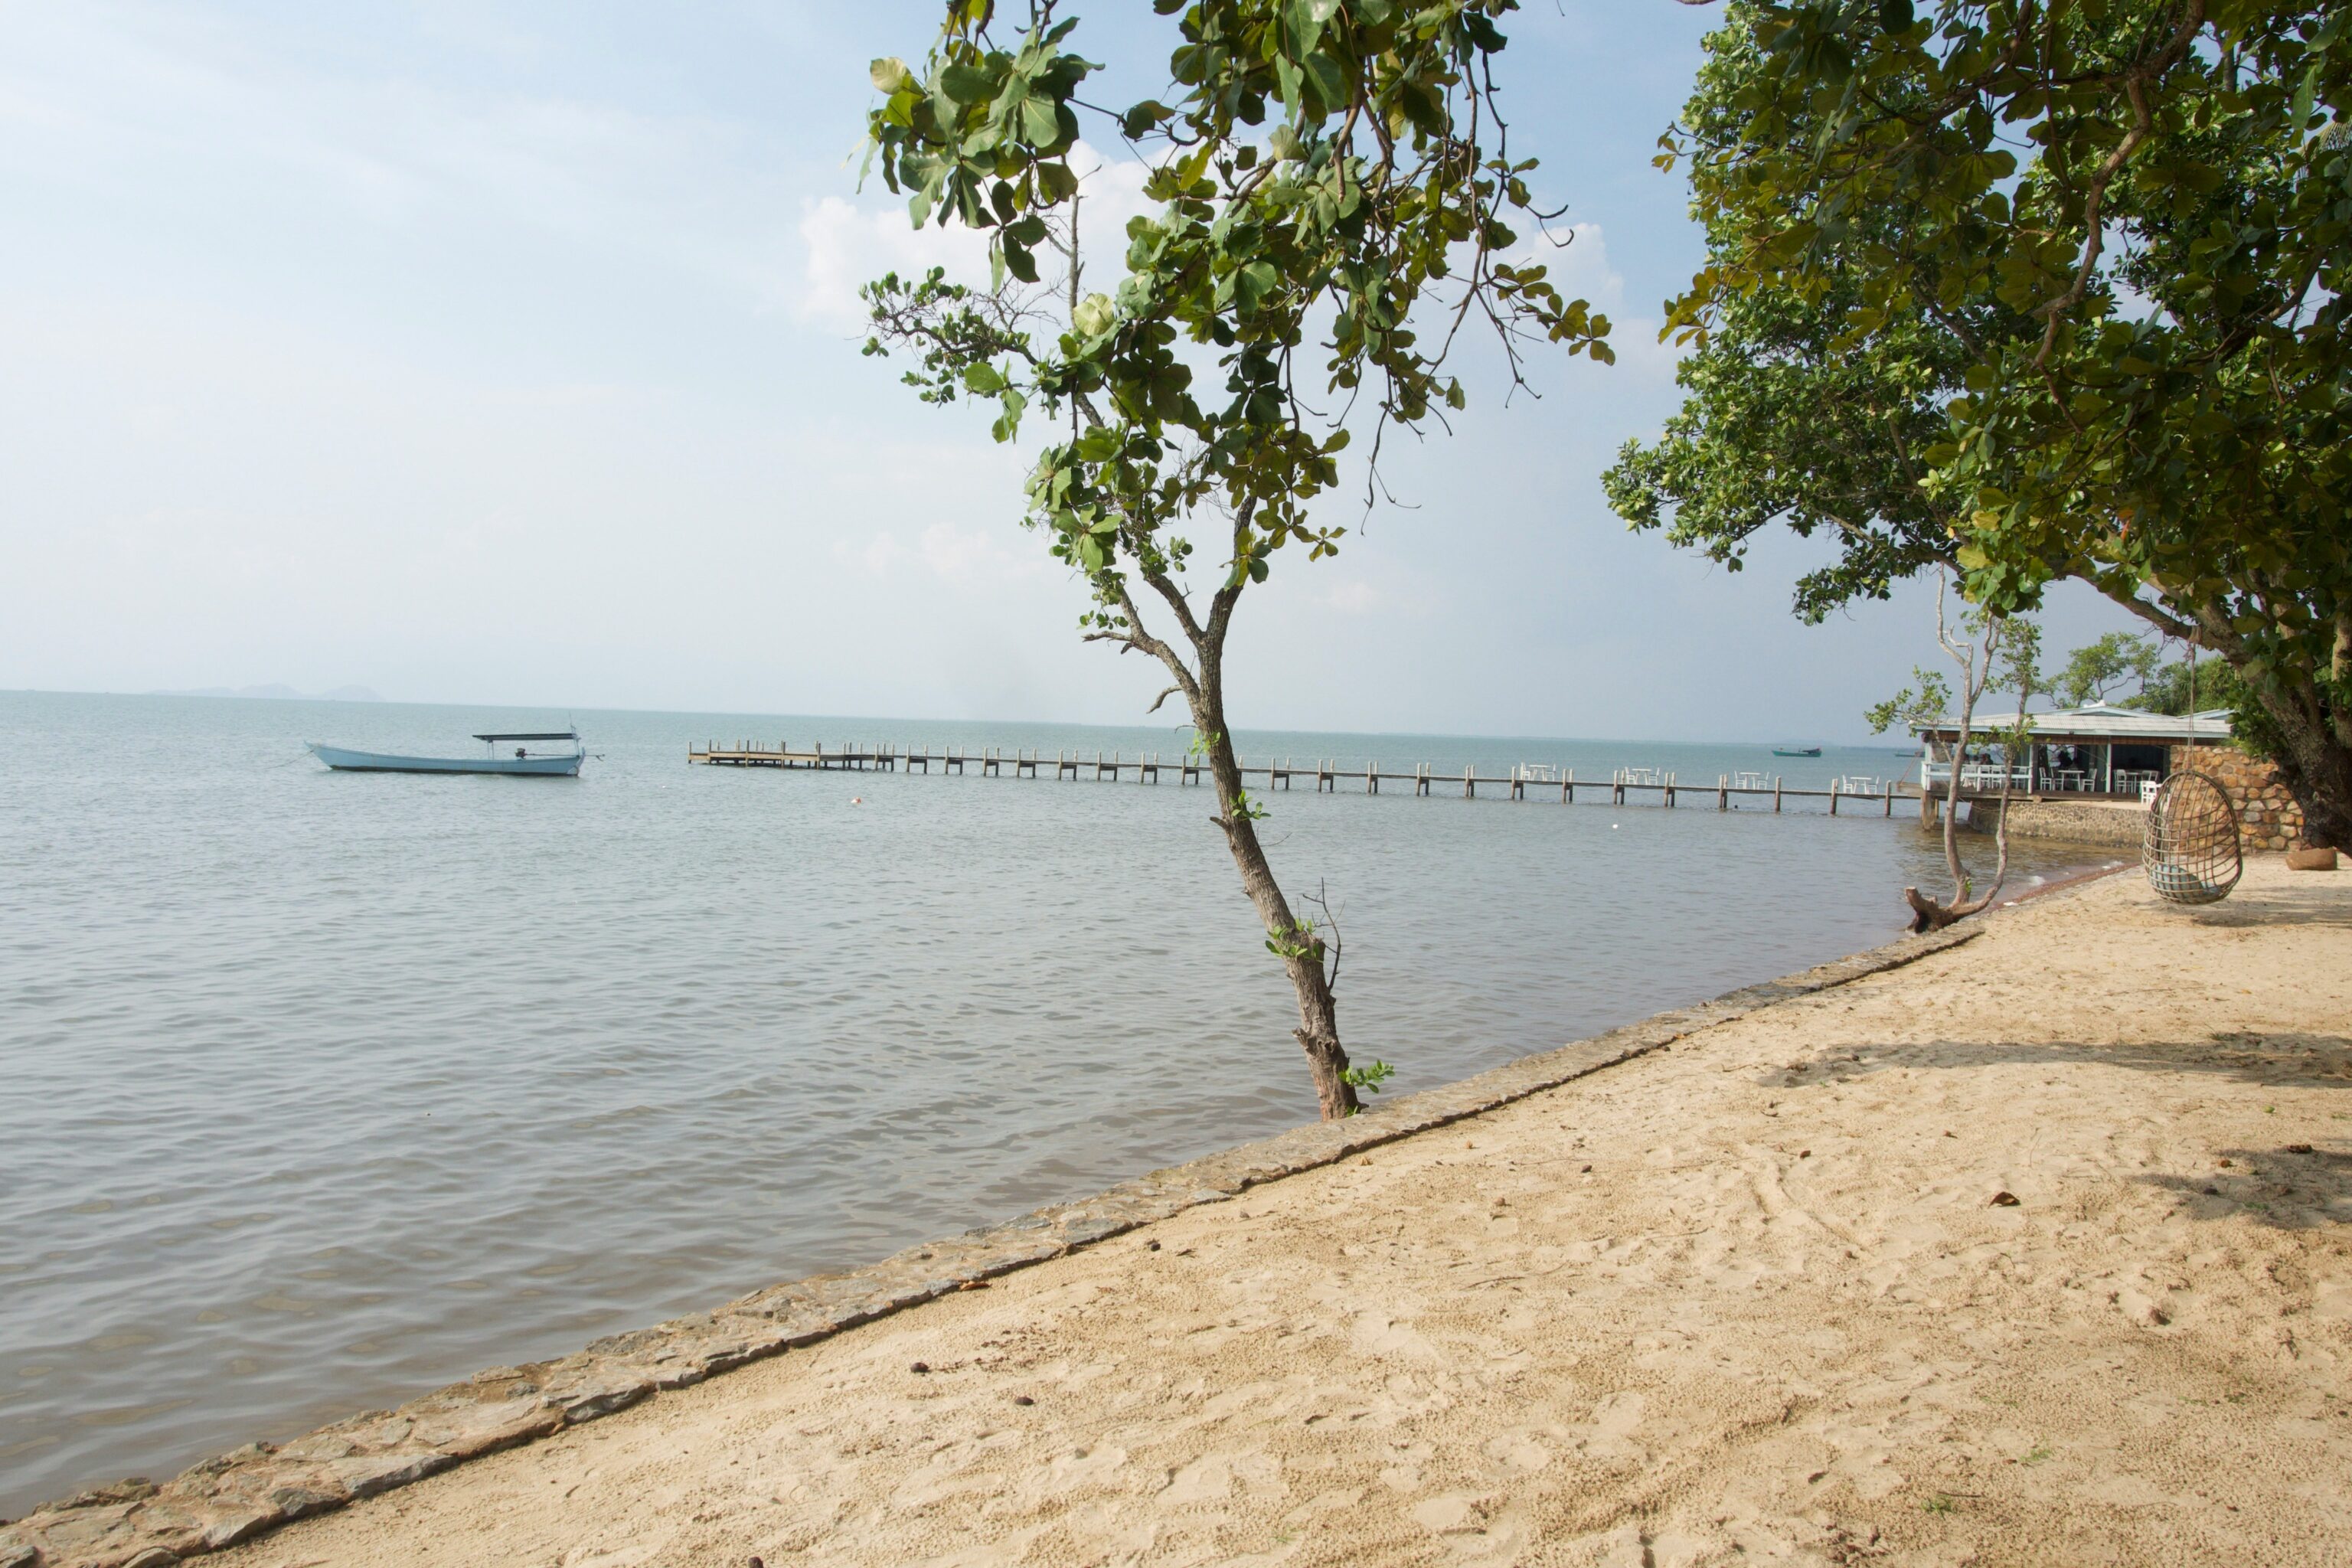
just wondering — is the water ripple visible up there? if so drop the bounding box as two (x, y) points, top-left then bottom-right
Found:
(0, 691), (2099, 1513)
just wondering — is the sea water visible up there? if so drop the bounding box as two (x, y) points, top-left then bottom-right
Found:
(0, 690), (2109, 1512)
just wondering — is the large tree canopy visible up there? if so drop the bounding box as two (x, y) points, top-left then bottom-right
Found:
(858, 0), (1611, 1115)
(1601, 220), (1977, 624)
(1614, 0), (2352, 845)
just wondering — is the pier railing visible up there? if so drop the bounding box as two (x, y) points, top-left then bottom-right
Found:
(685, 741), (1913, 816)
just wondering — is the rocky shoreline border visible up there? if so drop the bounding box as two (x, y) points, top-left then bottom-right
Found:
(1, 916), (2005, 1568)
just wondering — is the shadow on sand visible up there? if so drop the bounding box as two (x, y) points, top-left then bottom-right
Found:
(1762, 1034), (2352, 1230)
(2179, 880), (2352, 929)
(1772, 1032), (2352, 1093)
(2134, 1145), (2352, 1230)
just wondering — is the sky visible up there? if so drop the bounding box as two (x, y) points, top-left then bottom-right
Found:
(0, 0), (2149, 743)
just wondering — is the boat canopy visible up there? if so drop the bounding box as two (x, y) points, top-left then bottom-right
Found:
(472, 730), (579, 742)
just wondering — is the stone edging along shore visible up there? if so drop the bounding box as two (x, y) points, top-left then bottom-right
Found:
(2, 915), (2009, 1568)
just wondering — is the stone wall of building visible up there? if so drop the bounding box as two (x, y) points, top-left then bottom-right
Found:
(1962, 796), (2146, 848)
(2168, 744), (2306, 851)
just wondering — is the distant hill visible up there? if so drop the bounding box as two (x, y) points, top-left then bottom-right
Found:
(154, 684), (384, 702)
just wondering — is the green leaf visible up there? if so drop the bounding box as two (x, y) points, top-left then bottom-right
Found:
(1120, 100), (1171, 139)
(1272, 54), (1303, 115)
(1233, 260), (1279, 311)
(991, 389), (1025, 443)
(938, 62), (995, 105)
(870, 57), (914, 94)
(1073, 292), (1117, 338)
(1283, 0), (1341, 61)
(1020, 95), (1060, 147)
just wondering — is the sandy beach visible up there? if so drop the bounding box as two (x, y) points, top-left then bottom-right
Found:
(116, 861), (2352, 1563)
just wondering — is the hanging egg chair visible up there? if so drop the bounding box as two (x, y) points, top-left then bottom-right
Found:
(2141, 771), (2243, 905)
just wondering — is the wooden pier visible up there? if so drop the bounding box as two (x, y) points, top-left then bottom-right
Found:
(686, 741), (1913, 816)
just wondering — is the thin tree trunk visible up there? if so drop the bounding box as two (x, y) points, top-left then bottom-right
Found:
(968, 217), (1363, 1118)
(1194, 685), (1358, 1119)
(1106, 557), (1359, 1120)
(1908, 762), (2016, 930)
(1936, 639), (1977, 897)
(1906, 594), (1981, 931)
(1905, 599), (2018, 932)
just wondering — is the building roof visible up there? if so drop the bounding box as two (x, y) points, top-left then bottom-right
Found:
(1913, 702), (2232, 743)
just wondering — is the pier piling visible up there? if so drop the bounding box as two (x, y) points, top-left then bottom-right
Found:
(681, 742), (1910, 822)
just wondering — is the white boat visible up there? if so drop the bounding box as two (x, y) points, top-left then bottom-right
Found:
(309, 730), (586, 776)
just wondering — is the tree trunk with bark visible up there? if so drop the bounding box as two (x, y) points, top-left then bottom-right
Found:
(2178, 599), (2352, 851)
(1903, 589), (2018, 932)
(2112, 595), (2351, 851)
(1089, 550), (1360, 1121)
(1200, 711), (1357, 1119)
(2236, 668), (2352, 851)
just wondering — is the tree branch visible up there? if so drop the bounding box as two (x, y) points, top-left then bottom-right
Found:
(1107, 577), (1202, 706)
(2031, 2), (2207, 371)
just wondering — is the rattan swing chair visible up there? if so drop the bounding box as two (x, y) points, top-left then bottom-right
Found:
(2141, 770), (2243, 905)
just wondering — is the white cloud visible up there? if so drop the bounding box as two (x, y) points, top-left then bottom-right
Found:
(1063, 147), (1161, 281)
(919, 521), (1049, 580)
(1320, 579), (1387, 614)
(831, 520), (1055, 585)
(1523, 223), (1625, 311)
(833, 533), (912, 577)
(798, 194), (994, 332)
(1509, 222), (1681, 386)
(0, 4), (807, 315)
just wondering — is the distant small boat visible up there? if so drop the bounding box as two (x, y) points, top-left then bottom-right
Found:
(1772, 745), (1823, 758)
(309, 730), (586, 777)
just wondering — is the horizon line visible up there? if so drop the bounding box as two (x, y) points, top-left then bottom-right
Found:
(1, 685), (1910, 750)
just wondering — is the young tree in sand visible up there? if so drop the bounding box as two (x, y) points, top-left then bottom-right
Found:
(1868, 580), (2040, 932)
(856, 1), (1613, 1117)
(1618, 0), (2352, 851)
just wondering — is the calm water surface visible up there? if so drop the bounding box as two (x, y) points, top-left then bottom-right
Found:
(0, 691), (2112, 1512)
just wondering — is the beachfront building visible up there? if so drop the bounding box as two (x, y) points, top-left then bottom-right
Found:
(1913, 702), (2233, 800)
